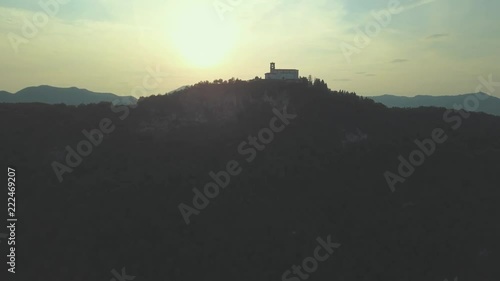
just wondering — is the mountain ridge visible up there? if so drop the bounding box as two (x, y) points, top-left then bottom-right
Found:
(369, 92), (500, 116)
(0, 85), (137, 105)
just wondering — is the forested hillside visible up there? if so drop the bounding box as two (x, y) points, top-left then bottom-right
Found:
(1, 78), (499, 281)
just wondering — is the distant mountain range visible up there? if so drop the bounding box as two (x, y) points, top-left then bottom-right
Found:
(167, 85), (189, 94)
(0, 85), (137, 105)
(369, 93), (500, 116)
(4, 86), (499, 117)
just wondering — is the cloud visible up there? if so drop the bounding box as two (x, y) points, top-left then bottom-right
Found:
(399, 0), (439, 13)
(354, 72), (376, 77)
(391, 59), (408, 63)
(426, 33), (449, 40)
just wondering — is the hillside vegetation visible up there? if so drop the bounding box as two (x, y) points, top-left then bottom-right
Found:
(1, 78), (499, 281)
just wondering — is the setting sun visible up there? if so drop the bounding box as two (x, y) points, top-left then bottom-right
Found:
(169, 5), (238, 68)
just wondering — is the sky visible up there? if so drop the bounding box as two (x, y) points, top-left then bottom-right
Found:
(0, 0), (499, 97)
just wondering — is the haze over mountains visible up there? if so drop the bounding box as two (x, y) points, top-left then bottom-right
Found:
(3, 86), (500, 119)
(0, 85), (137, 105)
(370, 93), (500, 116)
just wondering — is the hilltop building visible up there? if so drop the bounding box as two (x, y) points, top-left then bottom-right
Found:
(265, 62), (299, 80)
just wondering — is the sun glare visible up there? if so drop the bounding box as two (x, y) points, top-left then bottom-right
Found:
(170, 6), (238, 68)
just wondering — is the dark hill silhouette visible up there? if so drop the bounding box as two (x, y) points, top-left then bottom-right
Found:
(370, 93), (500, 116)
(2, 78), (499, 281)
(167, 85), (189, 94)
(0, 85), (137, 105)
(0, 90), (15, 102)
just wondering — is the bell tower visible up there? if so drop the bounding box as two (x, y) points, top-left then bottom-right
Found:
(270, 62), (276, 72)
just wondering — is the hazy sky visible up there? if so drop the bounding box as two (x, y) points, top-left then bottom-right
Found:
(1, 0), (499, 97)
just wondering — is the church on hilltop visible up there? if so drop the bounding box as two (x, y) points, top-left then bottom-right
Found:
(264, 62), (299, 80)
